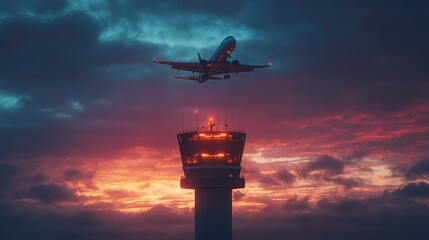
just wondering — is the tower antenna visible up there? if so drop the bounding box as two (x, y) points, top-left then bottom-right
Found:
(195, 109), (198, 131)
(232, 111), (235, 131)
(238, 110), (240, 131)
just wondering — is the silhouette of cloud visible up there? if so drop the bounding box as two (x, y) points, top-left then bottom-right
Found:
(0, 164), (18, 192)
(407, 159), (429, 180)
(275, 169), (296, 184)
(283, 196), (310, 211)
(330, 177), (364, 190)
(393, 182), (429, 198)
(233, 190), (246, 201)
(63, 168), (94, 181)
(302, 155), (344, 177)
(317, 198), (363, 213)
(0, 182), (428, 240)
(23, 184), (77, 203)
(258, 175), (280, 187)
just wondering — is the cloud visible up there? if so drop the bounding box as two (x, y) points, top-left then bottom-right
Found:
(330, 177), (364, 190)
(63, 168), (94, 181)
(407, 158), (429, 180)
(0, 163), (19, 193)
(317, 198), (363, 213)
(302, 155), (344, 177)
(63, 168), (97, 190)
(235, 184), (429, 240)
(275, 169), (296, 184)
(23, 183), (78, 203)
(258, 175), (280, 187)
(282, 195), (310, 211)
(393, 182), (429, 199)
(233, 190), (246, 201)
(299, 155), (365, 189)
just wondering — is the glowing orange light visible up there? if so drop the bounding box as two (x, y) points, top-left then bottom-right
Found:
(201, 153), (225, 158)
(198, 133), (227, 139)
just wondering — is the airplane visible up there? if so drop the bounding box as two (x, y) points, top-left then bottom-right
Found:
(153, 36), (271, 83)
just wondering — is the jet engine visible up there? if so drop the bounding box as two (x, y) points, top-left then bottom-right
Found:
(232, 60), (240, 67)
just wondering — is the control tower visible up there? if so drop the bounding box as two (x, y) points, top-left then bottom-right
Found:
(177, 117), (246, 240)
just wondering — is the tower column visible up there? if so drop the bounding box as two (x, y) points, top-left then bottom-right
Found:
(195, 187), (232, 240)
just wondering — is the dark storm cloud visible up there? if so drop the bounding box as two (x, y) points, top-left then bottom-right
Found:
(258, 174), (280, 187)
(282, 196), (310, 211)
(393, 182), (429, 199)
(231, 0), (429, 125)
(0, 11), (154, 91)
(275, 169), (296, 183)
(256, 169), (297, 188)
(1, 183), (429, 240)
(63, 168), (97, 189)
(0, 164), (18, 190)
(0, 0), (68, 14)
(0, 203), (193, 240)
(302, 155), (344, 176)
(63, 168), (94, 182)
(0, 12), (99, 85)
(235, 184), (429, 240)
(0, 9), (161, 160)
(330, 177), (363, 190)
(317, 198), (362, 213)
(300, 155), (364, 189)
(23, 183), (77, 203)
(233, 190), (246, 201)
(33, 0), (69, 14)
(105, 0), (248, 19)
(407, 158), (429, 180)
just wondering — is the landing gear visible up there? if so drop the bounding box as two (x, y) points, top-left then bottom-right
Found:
(223, 74), (230, 79)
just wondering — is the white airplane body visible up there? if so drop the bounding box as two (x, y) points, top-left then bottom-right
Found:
(153, 36), (270, 83)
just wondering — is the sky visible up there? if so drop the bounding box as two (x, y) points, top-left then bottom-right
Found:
(1, 0), (429, 239)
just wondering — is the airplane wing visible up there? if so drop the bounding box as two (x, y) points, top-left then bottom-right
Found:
(153, 59), (201, 73)
(227, 63), (271, 73)
(173, 76), (223, 81)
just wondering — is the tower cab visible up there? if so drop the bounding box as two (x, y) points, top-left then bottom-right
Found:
(177, 117), (246, 189)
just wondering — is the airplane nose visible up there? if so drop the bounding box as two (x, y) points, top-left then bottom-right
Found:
(229, 37), (236, 47)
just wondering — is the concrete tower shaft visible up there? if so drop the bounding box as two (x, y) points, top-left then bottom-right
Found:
(177, 130), (246, 240)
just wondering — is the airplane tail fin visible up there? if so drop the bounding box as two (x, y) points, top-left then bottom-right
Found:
(197, 52), (202, 62)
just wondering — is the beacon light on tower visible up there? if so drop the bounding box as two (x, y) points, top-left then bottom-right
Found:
(177, 117), (246, 240)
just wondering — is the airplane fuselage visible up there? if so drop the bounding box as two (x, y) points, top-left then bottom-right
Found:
(198, 36), (236, 83)
(210, 36), (236, 62)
